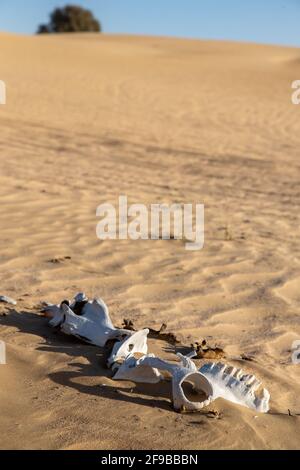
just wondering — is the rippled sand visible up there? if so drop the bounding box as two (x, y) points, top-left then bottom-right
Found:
(0, 33), (300, 449)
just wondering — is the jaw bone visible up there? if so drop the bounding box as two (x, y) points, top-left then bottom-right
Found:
(56, 299), (133, 347)
(199, 362), (270, 413)
(112, 354), (270, 414)
(107, 329), (149, 368)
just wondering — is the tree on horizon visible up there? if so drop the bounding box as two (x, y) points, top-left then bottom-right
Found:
(37, 5), (101, 34)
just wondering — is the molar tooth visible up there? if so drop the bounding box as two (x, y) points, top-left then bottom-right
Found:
(249, 380), (262, 392)
(245, 375), (256, 386)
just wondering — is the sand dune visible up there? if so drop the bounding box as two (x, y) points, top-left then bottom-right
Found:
(0, 33), (300, 449)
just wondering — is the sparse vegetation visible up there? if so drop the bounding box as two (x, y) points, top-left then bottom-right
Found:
(37, 5), (101, 34)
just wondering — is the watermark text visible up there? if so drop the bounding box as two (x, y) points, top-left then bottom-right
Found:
(291, 80), (300, 105)
(96, 196), (204, 251)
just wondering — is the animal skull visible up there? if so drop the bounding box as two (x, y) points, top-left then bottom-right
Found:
(43, 294), (271, 414)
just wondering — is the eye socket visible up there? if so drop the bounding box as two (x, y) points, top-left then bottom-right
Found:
(128, 344), (134, 351)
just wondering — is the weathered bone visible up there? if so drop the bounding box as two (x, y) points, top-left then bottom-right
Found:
(140, 353), (213, 412)
(0, 295), (17, 306)
(107, 329), (149, 368)
(74, 293), (88, 303)
(42, 293), (87, 326)
(59, 300), (132, 347)
(43, 294), (271, 414)
(112, 354), (162, 383)
(199, 362), (270, 413)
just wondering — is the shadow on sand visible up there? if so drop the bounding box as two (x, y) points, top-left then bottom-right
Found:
(1, 308), (296, 418)
(0, 308), (175, 412)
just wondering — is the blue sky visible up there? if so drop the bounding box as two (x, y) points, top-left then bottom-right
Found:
(0, 0), (299, 46)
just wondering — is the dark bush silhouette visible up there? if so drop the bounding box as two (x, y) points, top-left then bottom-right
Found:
(37, 24), (51, 34)
(37, 5), (101, 34)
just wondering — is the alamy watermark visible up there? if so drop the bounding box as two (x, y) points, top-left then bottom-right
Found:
(291, 340), (300, 364)
(96, 196), (204, 251)
(291, 80), (300, 105)
(0, 80), (6, 105)
(0, 340), (6, 364)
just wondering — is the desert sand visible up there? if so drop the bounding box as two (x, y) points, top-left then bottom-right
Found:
(0, 33), (300, 450)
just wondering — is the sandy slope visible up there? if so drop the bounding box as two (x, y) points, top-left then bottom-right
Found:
(0, 33), (300, 449)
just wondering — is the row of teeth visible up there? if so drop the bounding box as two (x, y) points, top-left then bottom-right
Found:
(200, 362), (270, 413)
